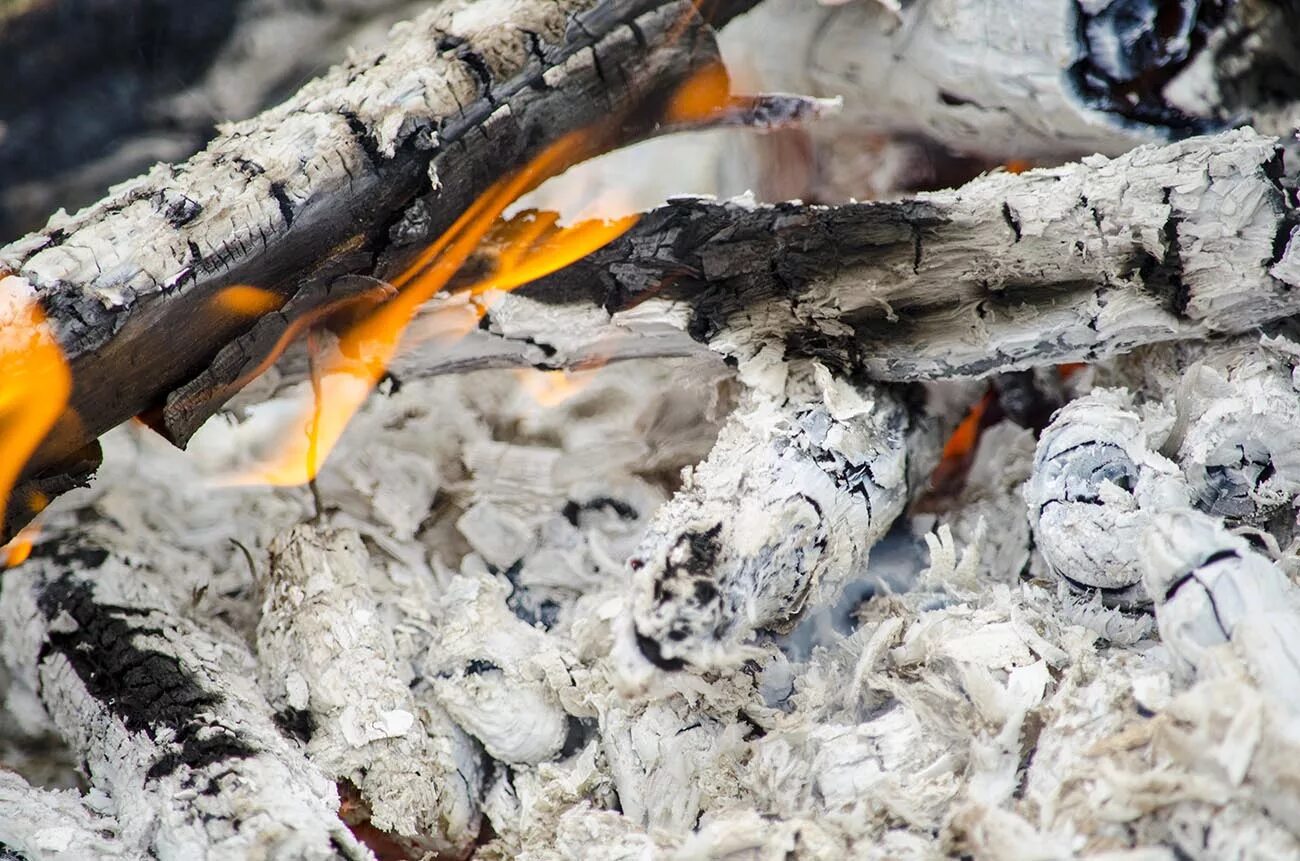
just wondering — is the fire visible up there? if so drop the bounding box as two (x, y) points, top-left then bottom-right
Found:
(665, 61), (731, 124)
(3, 519), (40, 567)
(515, 368), (597, 408)
(0, 288), (71, 532)
(211, 285), (285, 316)
(229, 132), (638, 487)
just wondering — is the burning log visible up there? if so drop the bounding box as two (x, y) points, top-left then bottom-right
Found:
(0, 529), (373, 859)
(0, 0), (760, 537)
(400, 127), (1300, 383)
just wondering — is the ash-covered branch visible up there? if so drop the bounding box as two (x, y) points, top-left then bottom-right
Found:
(0, 0), (755, 537)
(0, 532), (373, 860)
(724, 0), (1300, 161)
(614, 358), (932, 672)
(392, 128), (1300, 386)
(256, 526), (482, 856)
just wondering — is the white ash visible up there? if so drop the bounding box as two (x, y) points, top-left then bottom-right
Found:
(0, 770), (138, 860)
(7, 349), (1300, 858)
(1026, 387), (1190, 604)
(256, 525), (482, 855)
(423, 575), (580, 766)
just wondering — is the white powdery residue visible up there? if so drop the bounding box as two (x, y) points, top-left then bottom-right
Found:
(256, 525), (482, 853)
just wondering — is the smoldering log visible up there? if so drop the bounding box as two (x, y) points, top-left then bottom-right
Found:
(0, 0), (755, 538)
(613, 358), (929, 673)
(722, 0), (1300, 162)
(1108, 334), (1300, 530)
(1143, 508), (1300, 705)
(0, 533), (374, 860)
(256, 526), (483, 856)
(377, 127), (1300, 386)
(1025, 387), (1191, 606)
(422, 575), (580, 766)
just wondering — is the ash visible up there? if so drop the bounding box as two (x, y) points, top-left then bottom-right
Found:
(5, 342), (1300, 861)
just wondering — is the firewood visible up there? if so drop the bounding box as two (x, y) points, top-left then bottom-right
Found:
(614, 358), (929, 672)
(0, 528), (374, 860)
(257, 525), (483, 856)
(725, 0), (1300, 161)
(0, 0), (755, 538)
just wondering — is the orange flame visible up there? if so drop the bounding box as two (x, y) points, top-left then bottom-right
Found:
(0, 290), (71, 529)
(3, 519), (41, 567)
(228, 132), (638, 487)
(211, 285), (285, 316)
(664, 62), (731, 124)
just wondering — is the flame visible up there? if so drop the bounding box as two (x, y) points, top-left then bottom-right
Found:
(3, 519), (40, 567)
(664, 62), (731, 124)
(211, 285), (285, 316)
(228, 132), (638, 487)
(940, 391), (991, 464)
(1004, 159), (1035, 175)
(0, 290), (71, 529)
(515, 368), (599, 407)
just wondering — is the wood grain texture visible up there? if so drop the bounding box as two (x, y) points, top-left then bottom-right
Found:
(0, 0), (747, 537)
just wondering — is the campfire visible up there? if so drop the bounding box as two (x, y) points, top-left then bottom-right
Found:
(4, 0), (1300, 858)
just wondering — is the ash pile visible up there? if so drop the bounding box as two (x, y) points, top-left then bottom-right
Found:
(4, 1), (1300, 860)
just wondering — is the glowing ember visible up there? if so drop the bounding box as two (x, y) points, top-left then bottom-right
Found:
(0, 290), (71, 532)
(229, 132), (638, 487)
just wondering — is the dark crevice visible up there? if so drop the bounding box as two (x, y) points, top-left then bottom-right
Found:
(268, 181), (295, 228)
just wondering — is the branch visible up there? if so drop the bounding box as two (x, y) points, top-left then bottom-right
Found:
(0, 533), (374, 859)
(257, 526), (483, 856)
(612, 359), (936, 672)
(0, 0), (754, 537)
(724, 0), (1300, 160)
(390, 128), (1300, 385)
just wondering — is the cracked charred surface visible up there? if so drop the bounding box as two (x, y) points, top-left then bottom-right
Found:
(0, 528), (372, 860)
(0, 0), (748, 539)
(375, 128), (1300, 387)
(616, 359), (928, 672)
